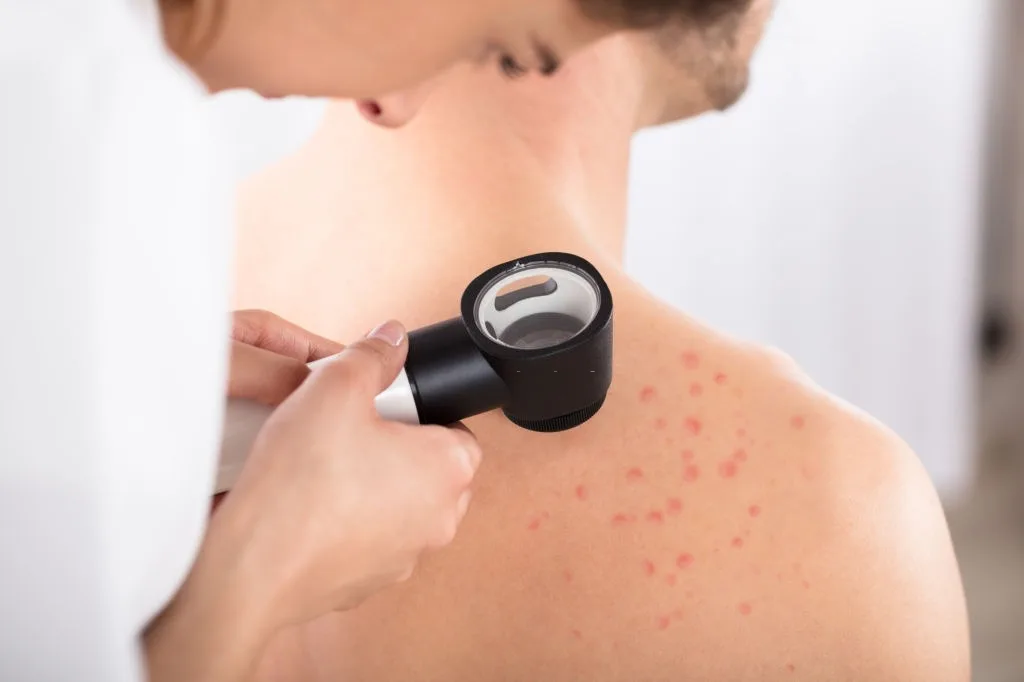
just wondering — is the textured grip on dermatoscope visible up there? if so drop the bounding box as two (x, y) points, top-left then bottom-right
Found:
(216, 362), (420, 493)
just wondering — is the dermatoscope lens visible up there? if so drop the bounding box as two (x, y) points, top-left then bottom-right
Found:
(473, 264), (602, 351)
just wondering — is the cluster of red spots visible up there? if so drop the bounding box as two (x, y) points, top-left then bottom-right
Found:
(626, 467), (644, 482)
(647, 510), (665, 524)
(684, 417), (703, 435)
(738, 602), (753, 616)
(643, 559), (656, 577)
(681, 352), (701, 370)
(611, 513), (637, 525)
(689, 383), (704, 397)
(683, 464), (701, 482)
(748, 505), (762, 518)
(575, 485), (588, 501)
(639, 386), (658, 403)
(718, 460), (738, 479)
(732, 448), (748, 463)
(676, 553), (695, 569)
(731, 537), (745, 549)
(790, 415), (806, 430)
(666, 497), (683, 514)
(654, 417), (667, 430)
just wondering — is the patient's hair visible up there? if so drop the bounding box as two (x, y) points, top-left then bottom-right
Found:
(579, 0), (754, 29)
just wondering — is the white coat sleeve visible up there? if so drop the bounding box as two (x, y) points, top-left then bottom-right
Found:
(0, 3), (233, 680)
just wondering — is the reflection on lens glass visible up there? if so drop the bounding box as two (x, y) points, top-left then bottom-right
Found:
(498, 312), (587, 350)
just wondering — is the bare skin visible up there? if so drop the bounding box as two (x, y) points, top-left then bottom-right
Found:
(232, 16), (970, 681)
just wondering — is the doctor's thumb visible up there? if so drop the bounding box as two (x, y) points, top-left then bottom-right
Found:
(315, 320), (409, 399)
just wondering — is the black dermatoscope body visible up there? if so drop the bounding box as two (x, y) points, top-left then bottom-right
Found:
(218, 252), (613, 492)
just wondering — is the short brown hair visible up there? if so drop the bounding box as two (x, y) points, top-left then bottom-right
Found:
(578, 0), (753, 29)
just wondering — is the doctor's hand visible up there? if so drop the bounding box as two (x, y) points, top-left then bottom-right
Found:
(226, 318), (481, 616)
(145, 319), (481, 682)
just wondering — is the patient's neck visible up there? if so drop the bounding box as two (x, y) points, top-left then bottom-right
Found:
(239, 61), (646, 331)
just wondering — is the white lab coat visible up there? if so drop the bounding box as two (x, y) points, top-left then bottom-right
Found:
(0, 1), (231, 679)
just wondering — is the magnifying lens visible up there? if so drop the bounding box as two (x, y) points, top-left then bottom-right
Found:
(218, 252), (613, 492)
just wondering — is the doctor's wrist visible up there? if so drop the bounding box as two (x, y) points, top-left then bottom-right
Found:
(144, 500), (279, 682)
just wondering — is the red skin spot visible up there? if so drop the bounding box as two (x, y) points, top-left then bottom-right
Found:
(666, 498), (683, 514)
(731, 537), (744, 549)
(640, 386), (658, 402)
(626, 467), (644, 482)
(791, 415), (806, 430)
(738, 602), (753, 616)
(733, 388), (745, 399)
(683, 465), (701, 482)
(654, 417), (667, 430)
(718, 461), (738, 479)
(676, 553), (695, 569)
(575, 485), (588, 501)
(643, 559), (656, 577)
(684, 418), (703, 435)
(714, 372), (728, 385)
(786, 664), (797, 674)
(665, 574), (678, 586)
(689, 383), (704, 397)
(732, 448), (748, 463)
(801, 580), (811, 590)
(748, 505), (762, 518)
(681, 449), (695, 462)
(528, 518), (542, 531)
(611, 513), (637, 526)
(656, 615), (672, 630)
(563, 570), (574, 583)
(681, 352), (701, 369)
(572, 629), (583, 640)
(647, 510), (665, 524)
(673, 608), (685, 619)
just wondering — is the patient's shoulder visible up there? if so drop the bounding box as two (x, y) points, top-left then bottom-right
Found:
(720, 340), (970, 680)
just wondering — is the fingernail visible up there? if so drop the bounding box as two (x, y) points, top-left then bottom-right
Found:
(367, 320), (405, 347)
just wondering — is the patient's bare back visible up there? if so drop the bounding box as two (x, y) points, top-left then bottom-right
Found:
(249, 294), (969, 682)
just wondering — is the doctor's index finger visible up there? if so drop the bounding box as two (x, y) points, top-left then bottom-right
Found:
(232, 309), (344, 362)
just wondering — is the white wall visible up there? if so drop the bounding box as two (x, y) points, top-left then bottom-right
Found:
(625, 1), (995, 499)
